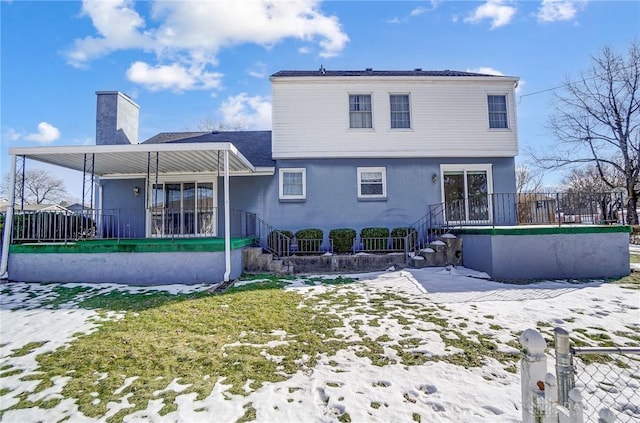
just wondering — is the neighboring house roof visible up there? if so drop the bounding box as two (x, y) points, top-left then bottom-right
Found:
(143, 132), (209, 144)
(0, 203), (69, 213)
(518, 193), (557, 202)
(271, 69), (513, 78)
(143, 130), (275, 167)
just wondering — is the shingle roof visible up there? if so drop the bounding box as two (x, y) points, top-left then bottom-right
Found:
(271, 69), (508, 78)
(142, 131), (274, 167)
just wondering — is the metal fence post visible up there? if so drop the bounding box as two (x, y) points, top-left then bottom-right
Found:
(554, 327), (575, 408)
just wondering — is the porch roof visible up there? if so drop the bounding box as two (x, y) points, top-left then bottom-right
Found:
(9, 142), (267, 177)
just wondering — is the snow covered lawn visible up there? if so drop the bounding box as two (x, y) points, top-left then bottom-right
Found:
(0, 268), (638, 423)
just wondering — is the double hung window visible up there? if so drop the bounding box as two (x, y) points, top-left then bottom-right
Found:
(349, 94), (372, 128)
(357, 167), (386, 199)
(488, 95), (508, 129)
(390, 94), (410, 129)
(279, 168), (306, 200)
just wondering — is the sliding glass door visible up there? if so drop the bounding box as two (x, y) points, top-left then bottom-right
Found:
(150, 181), (216, 237)
(442, 165), (492, 224)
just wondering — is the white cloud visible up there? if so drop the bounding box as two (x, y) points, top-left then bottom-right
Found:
(66, 0), (150, 68)
(24, 122), (61, 144)
(467, 67), (525, 94)
(66, 0), (349, 88)
(219, 93), (272, 130)
(537, 0), (586, 23)
(464, 0), (516, 29)
(389, 1), (440, 24)
(126, 61), (223, 92)
(248, 62), (268, 79)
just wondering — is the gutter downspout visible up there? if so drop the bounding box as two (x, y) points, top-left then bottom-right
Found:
(223, 149), (231, 282)
(1, 154), (17, 279)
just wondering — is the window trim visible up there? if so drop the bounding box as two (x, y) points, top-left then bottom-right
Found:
(279, 168), (306, 201)
(487, 93), (509, 130)
(357, 166), (387, 200)
(348, 93), (374, 130)
(389, 93), (411, 130)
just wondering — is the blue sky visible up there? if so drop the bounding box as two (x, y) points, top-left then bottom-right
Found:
(1, 0), (639, 199)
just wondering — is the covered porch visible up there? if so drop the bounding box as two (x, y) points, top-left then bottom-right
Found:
(1, 142), (272, 283)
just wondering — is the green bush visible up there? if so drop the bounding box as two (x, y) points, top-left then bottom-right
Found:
(268, 229), (292, 254)
(360, 227), (389, 251)
(295, 228), (323, 253)
(329, 228), (356, 254)
(391, 227), (416, 251)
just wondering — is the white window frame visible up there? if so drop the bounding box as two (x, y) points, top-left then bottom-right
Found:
(279, 168), (306, 200)
(440, 164), (493, 224)
(357, 167), (387, 199)
(348, 93), (374, 129)
(487, 93), (509, 130)
(389, 93), (411, 129)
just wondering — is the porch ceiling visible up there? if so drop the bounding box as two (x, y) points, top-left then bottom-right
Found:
(9, 143), (258, 176)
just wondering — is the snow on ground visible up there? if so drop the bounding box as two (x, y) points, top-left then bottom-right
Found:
(0, 269), (638, 422)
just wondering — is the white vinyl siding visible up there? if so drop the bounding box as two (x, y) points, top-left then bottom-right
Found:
(390, 94), (410, 129)
(279, 168), (306, 200)
(357, 167), (386, 199)
(271, 76), (518, 158)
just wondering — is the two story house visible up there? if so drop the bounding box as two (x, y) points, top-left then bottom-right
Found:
(2, 68), (519, 283)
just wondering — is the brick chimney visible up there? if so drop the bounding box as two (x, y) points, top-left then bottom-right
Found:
(95, 91), (140, 145)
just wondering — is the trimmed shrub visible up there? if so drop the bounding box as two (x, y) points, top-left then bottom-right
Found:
(329, 228), (356, 254)
(360, 227), (389, 251)
(391, 227), (416, 251)
(268, 229), (293, 254)
(294, 228), (323, 253)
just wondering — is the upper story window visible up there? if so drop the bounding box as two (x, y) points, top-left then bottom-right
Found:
(349, 94), (372, 128)
(279, 168), (306, 201)
(487, 95), (508, 129)
(357, 167), (387, 200)
(390, 94), (410, 129)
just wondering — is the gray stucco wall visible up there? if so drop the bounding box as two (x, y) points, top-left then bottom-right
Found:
(99, 156), (516, 239)
(100, 178), (146, 238)
(224, 157), (516, 235)
(460, 232), (629, 280)
(8, 250), (242, 285)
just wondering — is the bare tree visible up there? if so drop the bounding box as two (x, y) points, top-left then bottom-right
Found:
(1, 169), (68, 205)
(516, 165), (545, 194)
(196, 119), (248, 132)
(562, 165), (625, 223)
(536, 42), (640, 223)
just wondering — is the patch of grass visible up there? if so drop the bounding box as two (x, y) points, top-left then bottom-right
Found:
(9, 288), (349, 420)
(42, 286), (94, 308)
(0, 387), (11, 396)
(412, 412), (421, 422)
(370, 402), (381, 409)
(9, 341), (48, 357)
(614, 272), (640, 289)
(237, 402), (256, 423)
(489, 324), (503, 331)
(0, 368), (23, 377)
(630, 255), (640, 264)
(438, 331), (518, 368)
(338, 412), (351, 422)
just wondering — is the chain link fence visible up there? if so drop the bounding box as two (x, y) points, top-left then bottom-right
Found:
(571, 347), (640, 422)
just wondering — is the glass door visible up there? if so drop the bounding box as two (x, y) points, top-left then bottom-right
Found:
(150, 181), (216, 237)
(442, 168), (491, 224)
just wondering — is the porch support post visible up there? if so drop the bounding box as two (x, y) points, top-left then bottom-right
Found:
(1, 154), (18, 279)
(223, 149), (231, 282)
